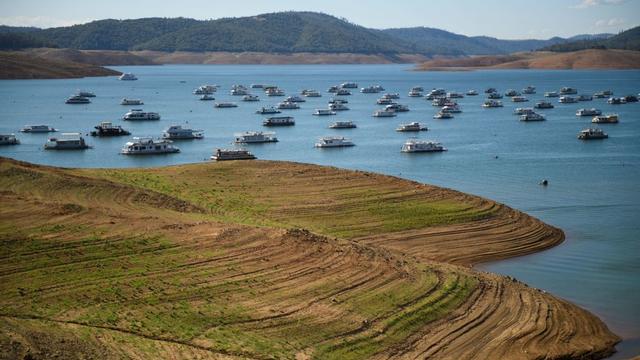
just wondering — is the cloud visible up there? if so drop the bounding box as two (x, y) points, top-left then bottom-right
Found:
(0, 16), (89, 28)
(595, 17), (626, 27)
(572, 0), (626, 8)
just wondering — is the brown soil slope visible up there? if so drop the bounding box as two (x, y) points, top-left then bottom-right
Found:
(0, 51), (121, 79)
(0, 158), (619, 359)
(417, 49), (640, 70)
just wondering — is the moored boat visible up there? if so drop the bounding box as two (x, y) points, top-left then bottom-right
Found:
(329, 121), (356, 129)
(121, 98), (144, 105)
(65, 95), (90, 104)
(520, 112), (545, 121)
(119, 73), (138, 81)
(163, 125), (204, 140)
(256, 107), (281, 114)
(123, 109), (161, 120)
(234, 131), (278, 143)
(211, 148), (256, 161)
(90, 122), (130, 137)
(396, 122), (427, 132)
(578, 128), (608, 140)
(314, 136), (355, 148)
(21, 124), (56, 133)
(263, 116), (295, 126)
(313, 109), (337, 116)
(483, 100), (503, 108)
(121, 137), (180, 154)
(242, 94), (259, 102)
(44, 133), (90, 150)
(592, 114), (619, 124)
(535, 101), (554, 109)
(559, 96), (577, 104)
(372, 109), (397, 117)
(576, 108), (602, 117)
(0, 134), (19, 145)
(215, 102), (238, 108)
(401, 139), (446, 153)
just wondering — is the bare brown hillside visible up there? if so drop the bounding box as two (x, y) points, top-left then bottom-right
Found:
(0, 51), (120, 79)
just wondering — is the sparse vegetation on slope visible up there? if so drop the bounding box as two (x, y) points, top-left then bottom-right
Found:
(0, 158), (619, 359)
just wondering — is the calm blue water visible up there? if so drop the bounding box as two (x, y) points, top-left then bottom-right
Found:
(1, 65), (639, 357)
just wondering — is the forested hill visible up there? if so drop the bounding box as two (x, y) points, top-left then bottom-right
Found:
(0, 12), (620, 55)
(541, 26), (640, 52)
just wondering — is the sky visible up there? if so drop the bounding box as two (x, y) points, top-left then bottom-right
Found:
(0, 0), (639, 39)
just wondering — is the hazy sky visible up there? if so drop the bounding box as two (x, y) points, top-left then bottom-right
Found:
(1, 0), (638, 39)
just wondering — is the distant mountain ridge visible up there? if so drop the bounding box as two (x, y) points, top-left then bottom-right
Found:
(0, 12), (622, 55)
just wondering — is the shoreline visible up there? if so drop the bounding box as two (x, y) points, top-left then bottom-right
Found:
(0, 157), (619, 359)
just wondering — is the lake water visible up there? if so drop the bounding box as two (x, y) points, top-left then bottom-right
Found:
(1, 65), (639, 357)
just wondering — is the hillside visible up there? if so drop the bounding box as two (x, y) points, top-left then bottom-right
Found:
(0, 12), (614, 56)
(0, 157), (619, 359)
(542, 26), (640, 52)
(416, 49), (640, 70)
(0, 51), (121, 79)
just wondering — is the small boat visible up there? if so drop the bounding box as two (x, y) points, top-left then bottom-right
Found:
(382, 93), (400, 99)
(432, 98), (449, 107)
(427, 88), (446, 97)
(560, 87), (578, 95)
(607, 97), (627, 104)
(483, 100), (503, 108)
(411, 86), (424, 92)
(251, 84), (264, 89)
(200, 94), (216, 101)
(434, 111), (453, 119)
(121, 98), (144, 105)
(408, 90), (423, 97)
(234, 131), (278, 143)
(372, 109), (397, 117)
(119, 73), (138, 81)
(514, 107), (535, 115)
(377, 98), (396, 105)
(488, 93), (503, 99)
(511, 96), (528, 102)
(329, 121), (356, 129)
(396, 122), (427, 132)
(256, 107), (281, 114)
(315, 136), (355, 148)
(90, 122), (130, 137)
(544, 91), (559, 98)
(123, 109), (160, 121)
(578, 128), (608, 140)
(361, 86), (381, 94)
(65, 95), (91, 104)
(21, 124), (56, 133)
(211, 148), (256, 161)
(522, 86), (536, 94)
(285, 96), (306, 103)
(215, 102), (238, 108)
(163, 125), (204, 140)
(340, 82), (358, 89)
(401, 139), (446, 153)
(44, 133), (90, 150)
(592, 114), (619, 124)
(447, 92), (464, 99)
(230, 88), (249, 96)
(576, 108), (602, 117)
(329, 103), (349, 111)
(302, 89), (321, 97)
(466, 90), (478, 96)
(0, 134), (19, 145)
(266, 88), (285, 96)
(242, 94), (259, 102)
(520, 113), (545, 122)
(328, 98), (348, 104)
(121, 137), (180, 154)
(578, 94), (593, 101)
(485, 88), (497, 94)
(385, 104), (409, 112)
(77, 90), (96, 98)
(559, 96), (577, 104)
(593, 91), (608, 99)
(328, 86), (340, 93)
(335, 89), (351, 96)
(277, 101), (300, 110)
(193, 85), (217, 95)
(263, 116), (295, 126)
(624, 95), (639, 103)
(535, 101), (554, 109)
(441, 105), (461, 113)
(505, 89), (520, 97)
(313, 109), (337, 116)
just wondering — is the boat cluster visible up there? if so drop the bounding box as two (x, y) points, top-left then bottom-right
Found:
(3, 75), (636, 153)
